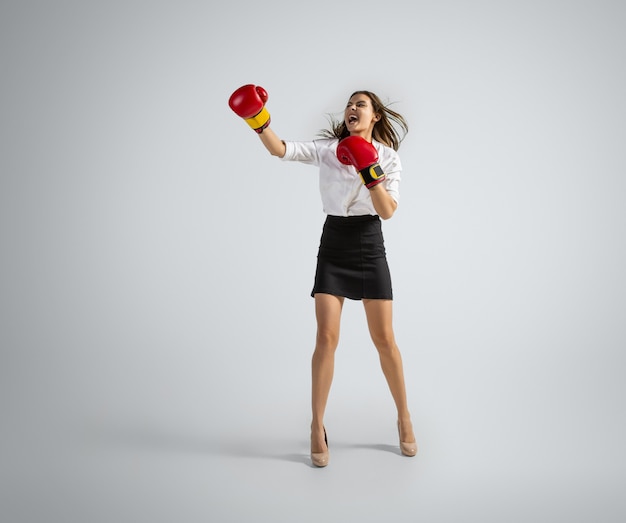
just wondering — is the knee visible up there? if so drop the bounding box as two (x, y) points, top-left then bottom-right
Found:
(371, 333), (398, 357)
(315, 328), (339, 354)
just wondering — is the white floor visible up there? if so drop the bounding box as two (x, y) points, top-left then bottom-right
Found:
(2, 333), (624, 523)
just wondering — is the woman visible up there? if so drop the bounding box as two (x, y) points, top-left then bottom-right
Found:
(229, 85), (417, 467)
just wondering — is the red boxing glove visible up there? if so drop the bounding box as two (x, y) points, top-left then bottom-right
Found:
(336, 136), (387, 188)
(228, 84), (271, 133)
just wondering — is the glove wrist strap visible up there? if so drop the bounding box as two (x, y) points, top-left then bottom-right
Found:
(359, 164), (386, 188)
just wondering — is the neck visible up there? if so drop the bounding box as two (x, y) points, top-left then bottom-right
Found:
(350, 130), (373, 142)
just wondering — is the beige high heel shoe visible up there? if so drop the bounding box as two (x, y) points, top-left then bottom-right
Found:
(398, 420), (418, 457)
(311, 427), (329, 467)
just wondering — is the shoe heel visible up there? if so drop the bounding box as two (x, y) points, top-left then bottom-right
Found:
(311, 427), (329, 467)
(398, 421), (417, 457)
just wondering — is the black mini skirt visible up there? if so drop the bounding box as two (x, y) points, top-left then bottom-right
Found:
(311, 214), (393, 300)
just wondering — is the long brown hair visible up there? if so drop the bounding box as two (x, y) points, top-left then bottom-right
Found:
(318, 90), (408, 151)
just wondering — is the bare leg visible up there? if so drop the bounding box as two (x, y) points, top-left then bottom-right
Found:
(311, 293), (344, 454)
(363, 298), (416, 445)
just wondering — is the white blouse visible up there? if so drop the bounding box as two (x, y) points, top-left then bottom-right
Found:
(281, 138), (402, 217)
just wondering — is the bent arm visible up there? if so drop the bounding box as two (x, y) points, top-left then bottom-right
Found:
(258, 127), (286, 158)
(369, 184), (398, 220)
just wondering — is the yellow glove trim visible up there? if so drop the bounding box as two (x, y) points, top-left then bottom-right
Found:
(245, 107), (271, 131)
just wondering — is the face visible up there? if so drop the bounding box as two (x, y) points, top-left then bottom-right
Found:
(344, 93), (380, 139)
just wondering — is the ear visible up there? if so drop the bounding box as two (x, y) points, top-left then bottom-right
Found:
(373, 113), (381, 122)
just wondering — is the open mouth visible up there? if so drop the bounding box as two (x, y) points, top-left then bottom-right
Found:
(348, 115), (358, 124)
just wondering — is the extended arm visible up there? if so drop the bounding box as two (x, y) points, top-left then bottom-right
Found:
(229, 83), (286, 158)
(258, 127), (286, 158)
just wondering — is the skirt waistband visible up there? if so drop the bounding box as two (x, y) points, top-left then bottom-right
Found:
(325, 214), (380, 224)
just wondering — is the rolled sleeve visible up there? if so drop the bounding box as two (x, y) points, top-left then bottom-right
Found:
(381, 150), (402, 204)
(280, 141), (319, 165)
(384, 175), (400, 204)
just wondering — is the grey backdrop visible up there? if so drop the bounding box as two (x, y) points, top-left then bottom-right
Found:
(1, 1), (625, 522)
